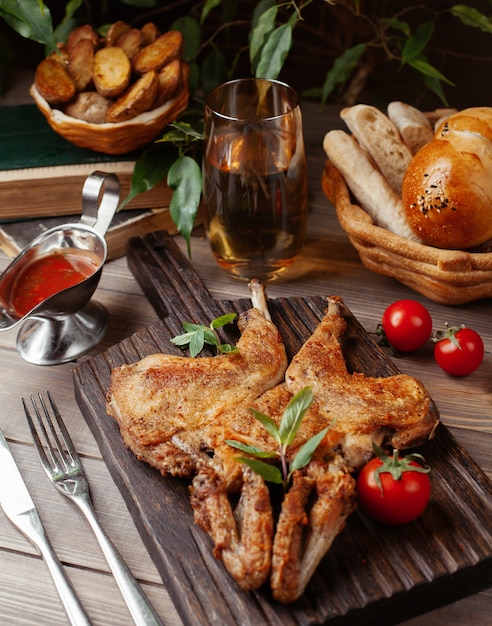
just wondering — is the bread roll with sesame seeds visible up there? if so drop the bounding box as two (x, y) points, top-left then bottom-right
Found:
(402, 122), (492, 249)
(434, 106), (492, 141)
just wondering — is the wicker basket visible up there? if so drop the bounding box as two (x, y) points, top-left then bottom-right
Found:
(322, 160), (492, 305)
(30, 84), (189, 155)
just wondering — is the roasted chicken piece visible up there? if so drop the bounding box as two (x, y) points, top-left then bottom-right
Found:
(107, 281), (287, 481)
(107, 281), (287, 589)
(254, 296), (439, 602)
(106, 288), (439, 603)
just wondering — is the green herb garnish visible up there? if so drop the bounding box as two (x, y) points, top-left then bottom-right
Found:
(226, 387), (329, 490)
(170, 313), (238, 357)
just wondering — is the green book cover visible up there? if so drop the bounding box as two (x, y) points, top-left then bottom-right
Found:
(0, 104), (139, 170)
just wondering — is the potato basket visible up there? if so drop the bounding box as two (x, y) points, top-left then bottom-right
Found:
(322, 160), (492, 305)
(30, 83), (189, 155)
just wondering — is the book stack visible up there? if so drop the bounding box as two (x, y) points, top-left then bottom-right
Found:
(0, 104), (184, 260)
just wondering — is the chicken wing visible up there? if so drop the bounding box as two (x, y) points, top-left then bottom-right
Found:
(107, 285), (287, 481)
(264, 296), (439, 602)
(107, 281), (287, 589)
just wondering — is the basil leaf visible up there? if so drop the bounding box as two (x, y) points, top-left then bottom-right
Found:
(189, 325), (205, 357)
(217, 343), (239, 354)
(171, 314), (238, 356)
(211, 313), (237, 329)
(202, 328), (219, 346)
(225, 440), (276, 458)
(169, 331), (196, 347)
(250, 408), (281, 444)
(237, 457), (283, 484)
(279, 386), (313, 447)
(289, 426), (329, 475)
(182, 322), (203, 332)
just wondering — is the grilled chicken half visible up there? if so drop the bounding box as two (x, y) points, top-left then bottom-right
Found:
(106, 287), (439, 603)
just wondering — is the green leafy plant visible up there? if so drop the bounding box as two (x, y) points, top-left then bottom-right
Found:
(170, 312), (238, 357)
(226, 386), (330, 490)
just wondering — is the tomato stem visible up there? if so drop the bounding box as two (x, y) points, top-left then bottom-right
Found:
(432, 323), (465, 350)
(371, 443), (430, 495)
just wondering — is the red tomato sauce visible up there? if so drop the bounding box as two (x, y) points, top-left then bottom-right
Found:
(10, 249), (99, 317)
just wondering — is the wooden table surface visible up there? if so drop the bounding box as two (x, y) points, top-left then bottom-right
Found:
(0, 97), (490, 626)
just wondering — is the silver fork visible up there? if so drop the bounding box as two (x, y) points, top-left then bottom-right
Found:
(23, 391), (164, 626)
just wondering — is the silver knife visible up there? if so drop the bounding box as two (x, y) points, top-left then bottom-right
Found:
(0, 430), (92, 626)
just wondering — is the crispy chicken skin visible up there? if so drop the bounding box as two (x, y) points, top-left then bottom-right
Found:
(284, 296), (439, 469)
(253, 296), (438, 601)
(106, 291), (439, 603)
(107, 294), (288, 590)
(107, 305), (287, 480)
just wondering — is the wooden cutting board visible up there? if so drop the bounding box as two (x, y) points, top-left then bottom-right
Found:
(73, 230), (492, 626)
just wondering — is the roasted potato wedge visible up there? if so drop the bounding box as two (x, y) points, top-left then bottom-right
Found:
(93, 46), (131, 98)
(105, 20), (131, 46)
(66, 24), (99, 53)
(132, 30), (183, 74)
(116, 28), (144, 60)
(47, 45), (69, 65)
(64, 91), (112, 123)
(68, 38), (94, 91)
(140, 22), (161, 45)
(33, 21), (188, 131)
(106, 69), (159, 123)
(35, 57), (76, 105)
(155, 59), (183, 106)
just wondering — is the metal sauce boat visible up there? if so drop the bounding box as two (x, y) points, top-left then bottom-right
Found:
(0, 171), (120, 365)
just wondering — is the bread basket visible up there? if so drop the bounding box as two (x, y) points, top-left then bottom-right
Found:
(30, 83), (189, 155)
(322, 160), (492, 305)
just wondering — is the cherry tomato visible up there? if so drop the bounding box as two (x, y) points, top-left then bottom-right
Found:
(433, 325), (484, 376)
(357, 446), (431, 525)
(381, 300), (433, 353)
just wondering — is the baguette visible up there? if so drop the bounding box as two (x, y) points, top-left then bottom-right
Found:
(340, 104), (412, 194)
(387, 101), (433, 154)
(323, 130), (421, 241)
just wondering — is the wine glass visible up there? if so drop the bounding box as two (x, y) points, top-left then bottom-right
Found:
(202, 78), (308, 281)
